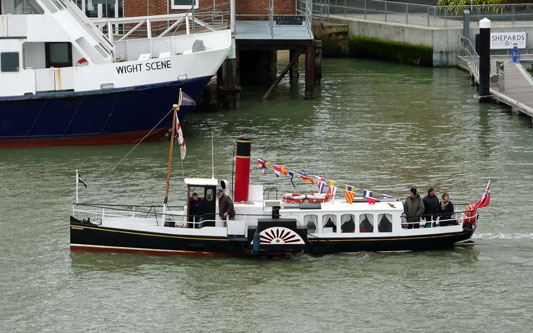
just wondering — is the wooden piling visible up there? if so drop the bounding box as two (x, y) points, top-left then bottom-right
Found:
(314, 40), (322, 85)
(289, 49), (300, 81)
(305, 43), (315, 100)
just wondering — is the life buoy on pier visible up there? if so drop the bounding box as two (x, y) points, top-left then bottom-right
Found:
(306, 193), (329, 203)
(282, 193), (306, 203)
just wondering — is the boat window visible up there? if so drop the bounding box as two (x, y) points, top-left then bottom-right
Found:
(1, 52), (19, 72)
(45, 42), (72, 68)
(359, 214), (374, 233)
(304, 214), (317, 233)
(322, 214), (337, 233)
(39, 0), (58, 13)
(341, 214), (355, 233)
(205, 188), (214, 201)
(378, 214), (393, 232)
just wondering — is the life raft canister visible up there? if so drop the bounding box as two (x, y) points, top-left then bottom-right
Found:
(464, 204), (477, 226)
(306, 193), (329, 203)
(282, 193), (306, 203)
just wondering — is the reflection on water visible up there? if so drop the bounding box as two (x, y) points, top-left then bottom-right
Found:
(1, 58), (533, 331)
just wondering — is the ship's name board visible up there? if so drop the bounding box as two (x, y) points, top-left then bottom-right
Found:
(490, 32), (527, 49)
(116, 60), (172, 74)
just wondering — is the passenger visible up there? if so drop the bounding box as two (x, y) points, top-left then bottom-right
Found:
(404, 187), (424, 229)
(439, 192), (457, 226)
(217, 189), (235, 220)
(423, 187), (440, 228)
(189, 192), (204, 227)
(324, 218), (337, 233)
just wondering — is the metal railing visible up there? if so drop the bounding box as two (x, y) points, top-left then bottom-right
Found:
(313, 0), (533, 27)
(460, 35), (479, 82)
(92, 1), (231, 41)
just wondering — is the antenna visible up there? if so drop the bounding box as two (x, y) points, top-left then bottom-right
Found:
(211, 131), (215, 179)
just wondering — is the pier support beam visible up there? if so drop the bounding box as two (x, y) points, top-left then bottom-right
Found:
(305, 43), (315, 100)
(314, 40), (322, 85)
(289, 49), (300, 81)
(218, 58), (240, 109)
(478, 18), (491, 103)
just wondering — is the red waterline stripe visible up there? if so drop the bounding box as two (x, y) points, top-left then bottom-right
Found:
(0, 128), (170, 148)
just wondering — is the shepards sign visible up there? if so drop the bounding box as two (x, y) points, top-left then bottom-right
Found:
(490, 32), (527, 49)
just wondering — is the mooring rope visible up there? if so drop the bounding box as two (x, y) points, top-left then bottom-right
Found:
(108, 107), (174, 174)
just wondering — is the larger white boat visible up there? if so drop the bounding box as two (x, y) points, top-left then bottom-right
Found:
(0, 0), (231, 147)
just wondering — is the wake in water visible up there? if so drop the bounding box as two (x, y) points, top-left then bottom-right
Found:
(474, 233), (533, 240)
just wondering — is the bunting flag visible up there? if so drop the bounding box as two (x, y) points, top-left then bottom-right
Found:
(382, 194), (393, 199)
(345, 190), (355, 204)
(317, 180), (326, 194)
(258, 159), (270, 175)
(329, 186), (337, 198)
(78, 174), (87, 188)
(474, 180), (491, 209)
(175, 113), (186, 160)
(280, 166), (288, 176)
(345, 185), (355, 193)
(328, 181), (337, 197)
(288, 170), (296, 188)
(273, 165), (282, 178)
(363, 190), (373, 198)
(365, 196), (376, 205)
(299, 171), (315, 185)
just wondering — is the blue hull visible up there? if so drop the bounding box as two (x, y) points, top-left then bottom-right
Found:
(0, 77), (210, 147)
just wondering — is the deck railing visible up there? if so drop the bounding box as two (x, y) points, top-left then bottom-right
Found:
(313, 0), (533, 27)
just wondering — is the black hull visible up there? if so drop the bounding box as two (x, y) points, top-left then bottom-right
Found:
(70, 217), (474, 256)
(307, 230), (475, 254)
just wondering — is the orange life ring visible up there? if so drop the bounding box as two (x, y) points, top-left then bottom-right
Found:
(282, 193), (306, 203)
(306, 193), (329, 203)
(463, 204), (477, 225)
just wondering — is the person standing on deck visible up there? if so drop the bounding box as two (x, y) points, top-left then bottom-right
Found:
(423, 187), (440, 227)
(439, 192), (457, 226)
(189, 192), (205, 227)
(217, 189), (235, 220)
(404, 188), (424, 229)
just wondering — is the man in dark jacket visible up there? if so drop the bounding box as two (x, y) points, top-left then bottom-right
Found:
(217, 189), (235, 220)
(423, 187), (440, 227)
(404, 187), (424, 228)
(189, 192), (204, 227)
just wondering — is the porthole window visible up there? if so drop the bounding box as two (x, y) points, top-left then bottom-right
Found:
(304, 214), (318, 233)
(378, 214), (393, 232)
(1, 52), (19, 72)
(322, 214), (337, 233)
(341, 214), (355, 233)
(205, 188), (214, 201)
(359, 214), (374, 233)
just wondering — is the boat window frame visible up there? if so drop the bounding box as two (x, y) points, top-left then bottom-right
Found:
(358, 213), (374, 233)
(304, 214), (318, 234)
(378, 213), (393, 233)
(322, 214), (337, 233)
(45, 42), (72, 68)
(1, 52), (20, 72)
(340, 214), (356, 233)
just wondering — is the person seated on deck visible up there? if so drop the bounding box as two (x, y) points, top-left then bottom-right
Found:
(189, 192), (205, 228)
(404, 187), (424, 229)
(439, 192), (457, 226)
(423, 187), (440, 228)
(324, 218), (337, 233)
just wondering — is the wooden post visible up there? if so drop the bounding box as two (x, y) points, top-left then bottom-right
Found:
(289, 49), (299, 80)
(219, 58), (239, 109)
(314, 40), (322, 85)
(305, 43), (315, 99)
(263, 48), (304, 99)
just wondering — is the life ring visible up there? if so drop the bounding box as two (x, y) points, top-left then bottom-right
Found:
(306, 193), (329, 203)
(463, 204), (477, 225)
(282, 193), (306, 203)
(77, 58), (88, 65)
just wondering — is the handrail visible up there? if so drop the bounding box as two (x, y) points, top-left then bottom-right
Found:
(312, 0), (533, 27)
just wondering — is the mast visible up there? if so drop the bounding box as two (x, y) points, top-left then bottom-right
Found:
(163, 89), (183, 206)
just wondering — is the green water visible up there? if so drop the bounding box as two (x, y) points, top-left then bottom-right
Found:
(1, 58), (532, 331)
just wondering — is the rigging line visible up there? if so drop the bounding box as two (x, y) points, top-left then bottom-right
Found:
(108, 107), (174, 174)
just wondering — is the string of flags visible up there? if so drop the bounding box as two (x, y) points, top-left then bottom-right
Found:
(256, 159), (394, 205)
